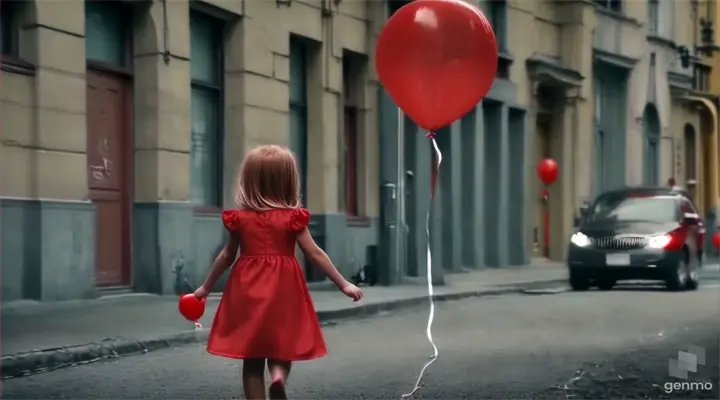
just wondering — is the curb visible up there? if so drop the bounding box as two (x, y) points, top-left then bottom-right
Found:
(1, 278), (567, 379)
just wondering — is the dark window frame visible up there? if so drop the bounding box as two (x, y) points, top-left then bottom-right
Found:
(693, 63), (711, 92)
(85, 1), (134, 76)
(486, 0), (511, 78)
(342, 52), (363, 221)
(289, 36), (309, 206)
(647, 0), (659, 35)
(0, 0), (34, 75)
(594, 0), (622, 13)
(189, 10), (225, 213)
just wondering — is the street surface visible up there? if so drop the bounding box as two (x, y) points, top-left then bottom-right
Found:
(3, 283), (719, 399)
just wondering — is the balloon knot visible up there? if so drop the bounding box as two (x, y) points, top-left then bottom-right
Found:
(426, 132), (436, 140)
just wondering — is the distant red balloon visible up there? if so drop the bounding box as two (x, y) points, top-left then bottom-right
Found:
(537, 159), (559, 185)
(178, 294), (206, 322)
(375, 0), (497, 131)
(713, 232), (720, 249)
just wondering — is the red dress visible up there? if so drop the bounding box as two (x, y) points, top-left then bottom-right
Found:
(206, 208), (328, 361)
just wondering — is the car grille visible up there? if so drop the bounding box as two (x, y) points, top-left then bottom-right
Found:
(591, 236), (648, 250)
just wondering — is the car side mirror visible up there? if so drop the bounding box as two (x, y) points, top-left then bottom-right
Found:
(683, 212), (700, 224)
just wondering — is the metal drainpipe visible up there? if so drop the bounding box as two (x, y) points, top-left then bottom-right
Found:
(162, 0), (171, 65)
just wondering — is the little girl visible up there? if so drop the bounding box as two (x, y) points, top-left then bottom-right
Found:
(194, 145), (364, 400)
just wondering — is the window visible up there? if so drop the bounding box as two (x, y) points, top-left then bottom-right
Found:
(342, 51), (363, 218)
(587, 196), (678, 223)
(189, 11), (224, 208)
(289, 37), (309, 205)
(1, 0), (19, 56)
(648, 0), (658, 34)
(388, 0), (406, 16)
(594, 0), (621, 13)
(484, 0), (509, 78)
(85, 1), (130, 67)
(693, 64), (710, 92)
(488, 0), (507, 51)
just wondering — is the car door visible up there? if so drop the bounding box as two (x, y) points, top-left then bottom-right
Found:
(680, 199), (701, 261)
(684, 197), (705, 260)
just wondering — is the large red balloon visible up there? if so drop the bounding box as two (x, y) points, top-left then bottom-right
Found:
(537, 159), (559, 185)
(178, 294), (206, 322)
(375, 0), (497, 131)
(713, 232), (720, 249)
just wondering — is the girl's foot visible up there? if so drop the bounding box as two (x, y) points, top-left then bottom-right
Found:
(268, 377), (287, 400)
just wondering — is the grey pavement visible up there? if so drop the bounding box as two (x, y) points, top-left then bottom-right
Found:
(1, 262), (570, 378)
(3, 282), (719, 399)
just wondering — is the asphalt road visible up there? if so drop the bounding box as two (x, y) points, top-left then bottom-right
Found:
(3, 283), (720, 400)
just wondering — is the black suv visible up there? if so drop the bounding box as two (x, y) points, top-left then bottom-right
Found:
(567, 187), (704, 291)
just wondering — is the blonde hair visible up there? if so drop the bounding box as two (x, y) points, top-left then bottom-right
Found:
(234, 145), (302, 211)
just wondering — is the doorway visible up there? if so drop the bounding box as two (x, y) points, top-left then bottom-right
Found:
(86, 70), (132, 287)
(533, 114), (551, 257)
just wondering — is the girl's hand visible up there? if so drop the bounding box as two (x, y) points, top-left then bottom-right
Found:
(194, 286), (209, 299)
(340, 282), (364, 302)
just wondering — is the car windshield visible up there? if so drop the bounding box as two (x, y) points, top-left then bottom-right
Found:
(585, 195), (678, 223)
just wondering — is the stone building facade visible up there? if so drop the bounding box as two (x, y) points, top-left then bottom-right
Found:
(0, 0), (383, 301)
(514, 0), (710, 260)
(2, 0), (712, 302)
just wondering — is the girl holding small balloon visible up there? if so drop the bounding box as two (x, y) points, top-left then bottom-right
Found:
(193, 145), (364, 399)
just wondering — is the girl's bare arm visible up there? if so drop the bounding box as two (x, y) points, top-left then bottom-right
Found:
(201, 233), (240, 291)
(297, 228), (350, 289)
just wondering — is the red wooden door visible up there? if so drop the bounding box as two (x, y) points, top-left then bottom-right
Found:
(86, 71), (131, 286)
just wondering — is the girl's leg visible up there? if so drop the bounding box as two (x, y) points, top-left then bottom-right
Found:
(242, 358), (267, 400)
(267, 359), (292, 399)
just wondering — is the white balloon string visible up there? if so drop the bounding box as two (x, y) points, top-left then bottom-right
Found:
(401, 134), (442, 399)
(194, 322), (203, 329)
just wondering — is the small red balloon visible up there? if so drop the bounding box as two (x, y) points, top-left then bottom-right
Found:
(537, 159), (559, 185)
(713, 232), (720, 249)
(178, 294), (206, 322)
(375, 0), (497, 131)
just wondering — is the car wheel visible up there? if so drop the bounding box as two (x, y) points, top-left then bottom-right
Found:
(597, 280), (616, 291)
(665, 257), (689, 291)
(570, 276), (590, 291)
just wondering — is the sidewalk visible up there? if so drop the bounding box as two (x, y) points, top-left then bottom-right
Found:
(1, 262), (567, 378)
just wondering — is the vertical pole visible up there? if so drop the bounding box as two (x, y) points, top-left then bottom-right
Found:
(543, 187), (550, 258)
(396, 108), (405, 283)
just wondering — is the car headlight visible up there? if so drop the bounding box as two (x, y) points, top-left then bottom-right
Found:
(570, 232), (591, 247)
(647, 235), (671, 249)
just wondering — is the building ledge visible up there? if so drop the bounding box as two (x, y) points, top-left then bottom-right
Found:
(593, 49), (637, 70)
(594, 6), (642, 27)
(647, 35), (676, 48)
(668, 71), (693, 91)
(526, 54), (584, 88)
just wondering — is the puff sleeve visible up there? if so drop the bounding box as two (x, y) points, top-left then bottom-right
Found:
(221, 210), (242, 232)
(289, 208), (311, 232)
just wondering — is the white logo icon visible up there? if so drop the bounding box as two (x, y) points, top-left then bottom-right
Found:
(669, 345), (706, 379)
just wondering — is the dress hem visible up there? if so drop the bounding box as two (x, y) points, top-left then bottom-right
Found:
(206, 348), (328, 361)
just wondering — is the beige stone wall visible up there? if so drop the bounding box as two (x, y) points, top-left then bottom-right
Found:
(1, 0), (88, 201)
(219, 0), (379, 216)
(1, 0), (379, 217)
(508, 1), (597, 260)
(0, 73), (34, 198)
